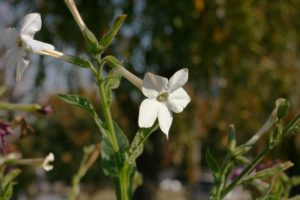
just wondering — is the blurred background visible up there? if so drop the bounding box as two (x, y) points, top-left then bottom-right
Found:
(0, 0), (300, 199)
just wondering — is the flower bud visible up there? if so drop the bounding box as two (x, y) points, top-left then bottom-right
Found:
(37, 105), (53, 115)
(276, 98), (290, 119)
(82, 27), (103, 55)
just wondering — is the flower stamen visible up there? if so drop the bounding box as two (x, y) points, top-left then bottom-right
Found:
(157, 92), (169, 102)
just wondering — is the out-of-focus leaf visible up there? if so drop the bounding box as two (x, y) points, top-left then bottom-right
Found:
(126, 123), (159, 164)
(100, 15), (127, 49)
(206, 149), (220, 179)
(1, 169), (21, 200)
(2, 169), (21, 189)
(0, 86), (6, 96)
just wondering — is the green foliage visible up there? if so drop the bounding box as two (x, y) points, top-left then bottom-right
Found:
(82, 27), (102, 55)
(126, 123), (159, 164)
(102, 68), (122, 105)
(69, 144), (100, 200)
(100, 122), (129, 179)
(206, 149), (220, 180)
(207, 99), (300, 200)
(100, 15), (127, 50)
(0, 86), (6, 96)
(0, 169), (21, 200)
(57, 94), (103, 129)
(57, 94), (97, 116)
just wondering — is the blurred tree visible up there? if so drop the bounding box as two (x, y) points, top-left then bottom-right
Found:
(1, 0), (300, 198)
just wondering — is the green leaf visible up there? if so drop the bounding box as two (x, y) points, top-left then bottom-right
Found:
(101, 122), (129, 179)
(283, 113), (300, 135)
(2, 169), (21, 189)
(273, 182), (284, 200)
(131, 170), (143, 193)
(1, 169), (21, 200)
(228, 124), (236, 151)
(243, 161), (293, 183)
(100, 15), (127, 49)
(57, 94), (96, 115)
(57, 94), (103, 131)
(102, 68), (122, 105)
(206, 149), (220, 178)
(1, 182), (14, 200)
(126, 123), (159, 164)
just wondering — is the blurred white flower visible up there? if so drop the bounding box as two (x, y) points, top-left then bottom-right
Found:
(138, 68), (191, 138)
(3, 13), (54, 81)
(43, 152), (54, 171)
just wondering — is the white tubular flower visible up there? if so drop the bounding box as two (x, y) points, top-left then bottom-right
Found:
(3, 13), (55, 81)
(43, 152), (55, 171)
(138, 68), (191, 138)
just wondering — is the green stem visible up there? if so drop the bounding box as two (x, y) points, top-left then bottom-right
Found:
(0, 102), (41, 112)
(117, 162), (131, 200)
(220, 145), (270, 198)
(98, 83), (119, 154)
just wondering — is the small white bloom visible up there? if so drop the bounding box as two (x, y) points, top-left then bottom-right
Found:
(3, 13), (54, 81)
(138, 68), (191, 138)
(43, 152), (55, 171)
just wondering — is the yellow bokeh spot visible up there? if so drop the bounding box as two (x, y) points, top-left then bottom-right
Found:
(194, 0), (204, 12)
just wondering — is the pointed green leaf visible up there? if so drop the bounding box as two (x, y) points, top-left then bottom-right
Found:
(57, 94), (103, 131)
(206, 149), (220, 178)
(101, 122), (129, 179)
(57, 94), (96, 115)
(1, 169), (21, 200)
(2, 169), (21, 189)
(126, 123), (159, 164)
(1, 182), (14, 200)
(243, 161), (293, 183)
(100, 15), (127, 49)
(273, 182), (283, 200)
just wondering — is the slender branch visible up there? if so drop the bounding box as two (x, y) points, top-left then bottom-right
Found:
(220, 145), (270, 198)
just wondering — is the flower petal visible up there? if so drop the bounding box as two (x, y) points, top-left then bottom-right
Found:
(167, 87), (191, 113)
(16, 58), (29, 82)
(158, 103), (173, 138)
(21, 37), (55, 53)
(168, 68), (189, 92)
(142, 72), (168, 98)
(43, 152), (55, 171)
(20, 13), (42, 38)
(138, 99), (159, 128)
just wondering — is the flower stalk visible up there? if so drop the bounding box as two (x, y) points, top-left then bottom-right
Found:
(0, 101), (42, 112)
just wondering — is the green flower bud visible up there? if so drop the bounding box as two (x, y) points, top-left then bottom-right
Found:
(82, 27), (103, 54)
(276, 98), (290, 119)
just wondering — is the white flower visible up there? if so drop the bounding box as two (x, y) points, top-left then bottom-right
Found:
(43, 152), (55, 171)
(138, 68), (191, 138)
(3, 13), (54, 81)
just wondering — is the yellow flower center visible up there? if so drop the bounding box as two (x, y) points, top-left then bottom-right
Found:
(157, 92), (169, 102)
(17, 37), (23, 48)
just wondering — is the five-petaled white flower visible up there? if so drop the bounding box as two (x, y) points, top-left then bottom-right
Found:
(3, 13), (54, 81)
(43, 152), (55, 171)
(138, 68), (191, 138)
